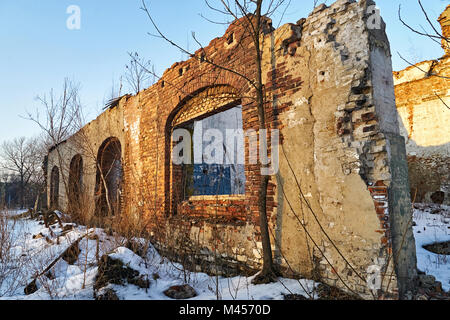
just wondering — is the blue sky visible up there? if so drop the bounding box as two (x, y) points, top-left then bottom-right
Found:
(0, 0), (448, 145)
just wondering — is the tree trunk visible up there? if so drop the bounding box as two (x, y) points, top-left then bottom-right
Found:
(252, 0), (277, 284)
(20, 175), (25, 209)
(33, 192), (40, 218)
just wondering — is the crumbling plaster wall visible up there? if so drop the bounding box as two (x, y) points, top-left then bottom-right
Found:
(265, 0), (416, 298)
(48, 0), (417, 299)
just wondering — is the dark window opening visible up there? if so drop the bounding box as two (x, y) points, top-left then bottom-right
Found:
(178, 106), (245, 197)
(68, 155), (83, 210)
(50, 166), (60, 209)
(227, 32), (234, 45)
(95, 138), (123, 216)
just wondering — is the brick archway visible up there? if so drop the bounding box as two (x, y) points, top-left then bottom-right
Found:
(164, 85), (242, 216)
(68, 154), (83, 212)
(95, 137), (123, 217)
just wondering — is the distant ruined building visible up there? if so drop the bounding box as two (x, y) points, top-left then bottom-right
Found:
(47, 0), (419, 299)
(394, 5), (450, 206)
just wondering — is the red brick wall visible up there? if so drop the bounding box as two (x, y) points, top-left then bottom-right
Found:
(119, 18), (282, 258)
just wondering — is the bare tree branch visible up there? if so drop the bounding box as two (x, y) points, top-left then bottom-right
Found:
(124, 52), (153, 95)
(434, 92), (450, 110)
(397, 52), (450, 80)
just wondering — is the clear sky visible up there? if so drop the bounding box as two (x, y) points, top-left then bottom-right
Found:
(0, 0), (448, 145)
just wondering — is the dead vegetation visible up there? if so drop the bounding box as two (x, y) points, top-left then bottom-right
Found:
(94, 255), (148, 292)
(0, 210), (29, 296)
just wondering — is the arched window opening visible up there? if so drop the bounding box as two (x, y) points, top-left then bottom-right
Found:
(165, 85), (247, 216)
(50, 166), (60, 209)
(95, 138), (123, 217)
(177, 106), (246, 197)
(68, 154), (83, 210)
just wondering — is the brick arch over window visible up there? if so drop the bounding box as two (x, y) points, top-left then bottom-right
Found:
(171, 85), (241, 127)
(50, 166), (60, 209)
(164, 85), (244, 216)
(68, 154), (83, 212)
(95, 137), (123, 217)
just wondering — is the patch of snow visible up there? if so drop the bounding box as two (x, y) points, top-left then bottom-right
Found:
(2, 203), (449, 300)
(413, 204), (450, 292)
(0, 214), (319, 300)
(2, 209), (28, 218)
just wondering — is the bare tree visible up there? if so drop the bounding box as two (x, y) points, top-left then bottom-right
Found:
(23, 78), (85, 211)
(0, 137), (43, 209)
(24, 78), (83, 147)
(124, 52), (153, 95)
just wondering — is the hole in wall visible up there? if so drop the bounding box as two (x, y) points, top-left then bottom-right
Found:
(227, 32), (234, 45)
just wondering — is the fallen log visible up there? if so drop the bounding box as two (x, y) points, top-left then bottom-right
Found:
(24, 232), (93, 295)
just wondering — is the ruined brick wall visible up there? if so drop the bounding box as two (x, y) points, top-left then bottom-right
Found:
(48, 0), (417, 299)
(394, 5), (450, 206)
(439, 5), (450, 55)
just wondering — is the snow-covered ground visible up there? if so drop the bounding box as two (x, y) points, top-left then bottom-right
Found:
(0, 203), (448, 300)
(4, 209), (30, 217)
(0, 210), (317, 300)
(412, 204), (450, 291)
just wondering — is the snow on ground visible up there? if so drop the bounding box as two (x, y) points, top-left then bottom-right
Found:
(1, 203), (448, 300)
(413, 204), (450, 292)
(3, 209), (30, 218)
(0, 210), (317, 300)
(105, 246), (316, 301)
